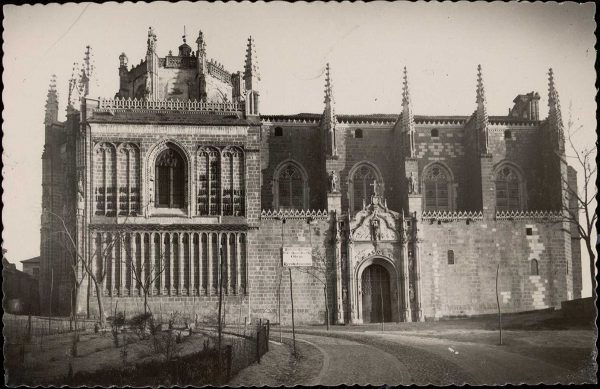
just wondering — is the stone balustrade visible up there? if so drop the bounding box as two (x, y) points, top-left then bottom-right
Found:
(94, 97), (244, 114)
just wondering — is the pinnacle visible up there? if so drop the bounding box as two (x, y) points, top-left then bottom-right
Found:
(402, 66), (411, 106)
(244, 35), (259, 80)
(324, 63), (334, 104)
(548, 67), (558, 104)
(476, 64), (486, 103)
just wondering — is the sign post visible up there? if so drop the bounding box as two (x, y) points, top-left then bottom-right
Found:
(282, 246), (312, 357)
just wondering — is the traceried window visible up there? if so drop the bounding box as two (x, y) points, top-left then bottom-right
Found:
(423, 164), (451, 211)
(155, 148), (185, 208)
(495, 165), (522, 211)
(350, 164), (381, 214)
(276, 163), (306, 210)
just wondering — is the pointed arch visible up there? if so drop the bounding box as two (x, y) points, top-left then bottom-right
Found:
(422, 162), (454, 211)
(348, 161), (384, 214)
(146, 140), (191, 211)
(93, 142), (117, 216)
(273, 159), (309, 210)
(494, 161), (526, 211)
(222, 146), (245, 216)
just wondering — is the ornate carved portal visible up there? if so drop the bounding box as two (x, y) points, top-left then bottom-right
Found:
(342, 192), (421, 324)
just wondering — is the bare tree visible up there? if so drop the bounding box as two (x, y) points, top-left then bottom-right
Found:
(561, 108), (597, 298)
(46, 209), (121, 325)
(295, 247), (338, 330)
(127, 244), (168, 316)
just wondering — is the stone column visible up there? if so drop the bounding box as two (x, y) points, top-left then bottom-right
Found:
(119, 235), (126, 296)
(334, 221), (344, 324)
(190, 232), (195, 296)
(178, 233), (184, 295)
(139, 233), (146, 296)
(91, 233), (98, 296)
(110, 234), (116, 296)
(207, 232), (214, 295)
(130, 232), (136, 296)
(159, 233), (166, 295)
(149, 232), (156, 295)
(414, 240), (424, 322)
(236, 233), (242, 295)
(347, 241), (358, 323)
(402, 242), (412, 322)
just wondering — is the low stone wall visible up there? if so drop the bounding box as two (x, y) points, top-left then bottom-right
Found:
(560, 297), (596, 322)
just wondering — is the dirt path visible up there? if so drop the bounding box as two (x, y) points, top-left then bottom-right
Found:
(283, 328), (595, 384)
(228, 338), (323, 387)
(296, 333), (411, 386)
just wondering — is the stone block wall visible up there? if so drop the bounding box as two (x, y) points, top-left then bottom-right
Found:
(418, 218), (573, 319)
(260, 123), (325, 210)
(246, 218), (331, 325)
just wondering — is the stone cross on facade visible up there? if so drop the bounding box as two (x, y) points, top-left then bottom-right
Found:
(370, 179), (381, 196)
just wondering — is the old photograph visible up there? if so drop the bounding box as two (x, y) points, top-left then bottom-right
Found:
(2, 1), (597, 386)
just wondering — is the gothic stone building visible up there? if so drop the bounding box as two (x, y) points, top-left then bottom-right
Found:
(40, 28), (581, 324)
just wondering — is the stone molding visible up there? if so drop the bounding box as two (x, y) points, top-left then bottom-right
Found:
(421, 210), (484, 221)
(260, 209), (329, 220)
(495, 210), (562, 221)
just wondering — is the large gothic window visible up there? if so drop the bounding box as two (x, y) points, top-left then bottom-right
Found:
(495, 165), (523, 211)
(275, 162), (307, 210)
(155, 148), (185, 208)
(350, 164), (381, 214)
(423, 164), (451, 211)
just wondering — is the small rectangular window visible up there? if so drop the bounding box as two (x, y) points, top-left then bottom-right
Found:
(447, 250), (455, 265)
(526, 227), (533, 236)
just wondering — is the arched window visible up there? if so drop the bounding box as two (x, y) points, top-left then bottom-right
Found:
(350, 164), (382, 213)
(530, 259), (539, 276)
(355, 129), (363, 139)
(504, 130), (512, 139)
(423, 164), (451, 211)
(431, 128), (439, 138)
(495, 165), (523, 211)
(155, 148), (185, 208)
(275, 163), (307, 210)
(447, 250), (455, 265)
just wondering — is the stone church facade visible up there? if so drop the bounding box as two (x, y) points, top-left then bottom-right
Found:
(40, 28), (581, 324)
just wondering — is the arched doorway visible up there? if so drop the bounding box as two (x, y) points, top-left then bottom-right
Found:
(361, 264), (392, 323)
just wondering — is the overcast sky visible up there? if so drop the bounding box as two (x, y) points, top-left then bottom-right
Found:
(2, 2), (596, 295)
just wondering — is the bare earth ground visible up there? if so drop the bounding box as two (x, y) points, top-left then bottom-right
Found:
(276, 310), (597, 385)
(7, 328), (216, 385)
(5, 310), (597, 386)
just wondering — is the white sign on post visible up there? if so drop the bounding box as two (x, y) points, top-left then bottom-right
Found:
(282, 246), (312, 267)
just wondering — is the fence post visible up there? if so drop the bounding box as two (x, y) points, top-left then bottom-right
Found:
(266, 320), (270, 351)
(28, 315), (32, 341)
(226, 345), (232, 380)
(256, 326), (261, 364)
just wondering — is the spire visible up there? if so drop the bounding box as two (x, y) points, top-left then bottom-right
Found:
(44, 74), (58, 125)
(547, 68), (565, 154)
(244, 35), (260, 90)
(401, 67), (416, 157)
(323, 63), (337, 157)
(476, 64), (489, 154)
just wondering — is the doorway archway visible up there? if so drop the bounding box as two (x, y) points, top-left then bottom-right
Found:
(360, 263), (392, 323)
